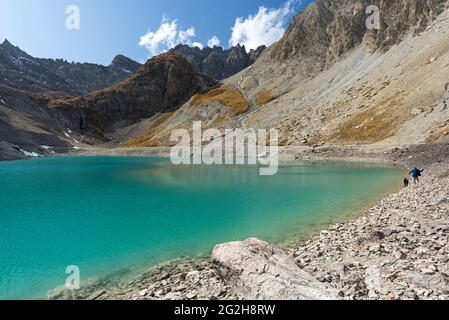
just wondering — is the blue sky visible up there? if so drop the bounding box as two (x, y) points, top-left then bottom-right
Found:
(0, 0), (313, 65)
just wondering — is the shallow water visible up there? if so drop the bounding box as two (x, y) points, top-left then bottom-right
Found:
(0, 157), (403, 299)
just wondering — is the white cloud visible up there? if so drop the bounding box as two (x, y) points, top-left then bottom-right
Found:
(229, 0), (294, 51)
(207, 36), (221, 48)
(191, 42), (204, 49)
(139, 18), (201, 56)
(179, 27), (195, 43)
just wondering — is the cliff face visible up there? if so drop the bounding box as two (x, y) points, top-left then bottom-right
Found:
(272, 0), (448, 68)
(170, 44), (266, 80)
(48, 53), (218, 139)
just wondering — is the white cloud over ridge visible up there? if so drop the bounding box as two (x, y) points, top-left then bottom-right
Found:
(191, 42), (204, 49)
(139, 18), (203, 56)
(229, 0), (295, 51)
(207, 36), (221, 48)
(139, 1), (297, 57)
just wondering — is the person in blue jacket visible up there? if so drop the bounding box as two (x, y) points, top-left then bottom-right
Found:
(409, 166), (424, 184)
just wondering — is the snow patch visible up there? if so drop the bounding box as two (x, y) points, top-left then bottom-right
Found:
(121, 68), (132, 74)
(64, 132), (71, 138)
(20, 149), (42, 158)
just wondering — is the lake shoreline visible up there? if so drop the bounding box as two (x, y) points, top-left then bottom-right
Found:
(46, 143), (449, 300)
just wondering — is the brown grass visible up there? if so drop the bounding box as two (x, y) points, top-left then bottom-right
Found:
(124, 112), (234, 148)
(123, 113), (174, 147)
(327, 92), (409, 144)
(47, 98), (73, 106)
(426, 124), (449, 143)
(255, 89), (275, 105)
(191, 87), (249, 114)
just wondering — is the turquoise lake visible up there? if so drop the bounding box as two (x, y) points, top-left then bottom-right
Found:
(0, 156), (404, 299)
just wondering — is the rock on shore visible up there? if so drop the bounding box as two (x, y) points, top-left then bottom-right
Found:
(212, 238), (338, 300)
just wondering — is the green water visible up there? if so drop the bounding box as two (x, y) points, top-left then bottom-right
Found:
(0, 156), (403, 299)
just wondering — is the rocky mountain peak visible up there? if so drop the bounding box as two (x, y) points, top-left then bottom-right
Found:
(170, 44), (266, 80)
(1, 39), (18, 49)
(1, 39), (13, 48)
(0, 38), (29, 58)
(110, 54), (141, 72)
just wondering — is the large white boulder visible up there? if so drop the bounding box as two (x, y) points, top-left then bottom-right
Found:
(212, 238), (339, 300)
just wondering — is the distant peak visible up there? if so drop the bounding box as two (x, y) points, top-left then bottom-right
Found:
(0, 39), (27, 56)
(110, 54), (141, 72)
(1, 39), (13, 47)
(111, 54), (130, 64)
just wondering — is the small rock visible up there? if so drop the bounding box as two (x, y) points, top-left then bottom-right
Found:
(139, 289), (148, 297)
(411, 108), (424, 115)
(186, 292), (197, 300)
(393, 250), (406, 260)
(421, 265), (437, 275)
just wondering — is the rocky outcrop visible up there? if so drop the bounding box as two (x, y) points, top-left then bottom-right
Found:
(48, 53), (218, 139)
(0, 39), (141, 95)
(170, 44), (266, 80)
(271, 0), (448, 67)
(211, 238), (339, 300)
(0, 142), (26, 161)
(109, 54), (141, 75)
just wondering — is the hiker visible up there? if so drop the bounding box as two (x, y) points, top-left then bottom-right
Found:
(409, 166), (424, 184)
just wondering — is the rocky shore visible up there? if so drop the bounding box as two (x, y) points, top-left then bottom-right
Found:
(48, 143), (449, 300)
(293, 162), (449, 300)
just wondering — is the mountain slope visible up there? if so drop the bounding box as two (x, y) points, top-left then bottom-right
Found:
(0, 39), (141, 96)
(227, 0), (449, 149)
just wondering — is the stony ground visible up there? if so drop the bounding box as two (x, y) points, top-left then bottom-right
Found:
(48, 257), (238, 301)
(293, 161), (449, 300)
